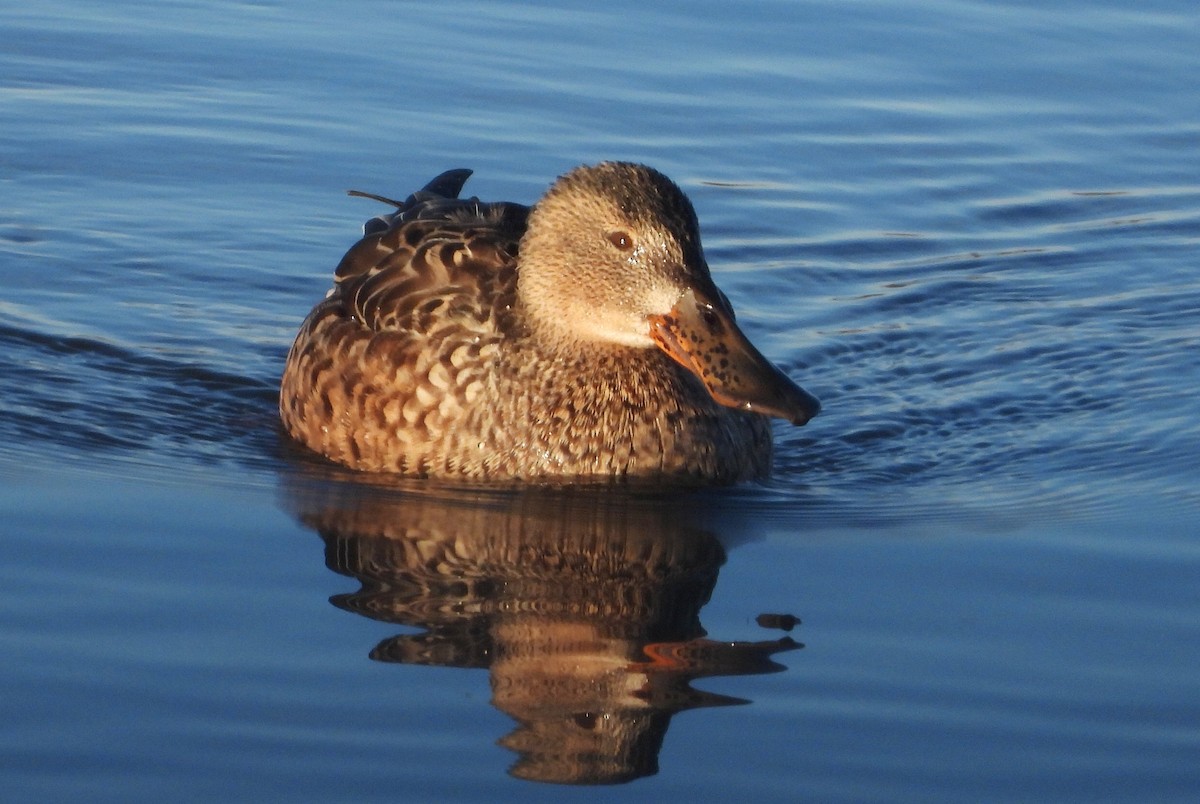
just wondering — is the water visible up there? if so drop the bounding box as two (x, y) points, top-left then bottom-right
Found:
(2, 0), (1198, 800)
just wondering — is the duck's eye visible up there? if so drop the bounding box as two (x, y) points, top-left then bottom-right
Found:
(607, 230), (634, 251)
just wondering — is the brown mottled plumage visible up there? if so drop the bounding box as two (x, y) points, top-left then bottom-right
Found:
(280, 162), (819, 482)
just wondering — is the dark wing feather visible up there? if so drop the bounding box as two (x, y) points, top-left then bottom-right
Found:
(331, 171), (529, 336)
(352, 168), (475, 235)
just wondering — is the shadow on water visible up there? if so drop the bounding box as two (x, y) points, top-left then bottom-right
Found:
(280, 465), (801, 786)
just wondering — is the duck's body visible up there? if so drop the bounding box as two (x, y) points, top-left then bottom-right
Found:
(280, 163), (819, 482)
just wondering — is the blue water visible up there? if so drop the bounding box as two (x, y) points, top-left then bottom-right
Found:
(2, 0), (1198, 800)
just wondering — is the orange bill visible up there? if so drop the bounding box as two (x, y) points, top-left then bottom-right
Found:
(649, 288), (820, 425)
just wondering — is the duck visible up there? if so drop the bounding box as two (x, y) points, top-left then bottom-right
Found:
(279, 162), (819, 482)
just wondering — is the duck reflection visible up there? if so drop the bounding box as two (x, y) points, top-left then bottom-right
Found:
(283, 471), (800, 785)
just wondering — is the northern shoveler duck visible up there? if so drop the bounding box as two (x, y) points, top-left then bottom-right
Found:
(280, 162), (819, 482)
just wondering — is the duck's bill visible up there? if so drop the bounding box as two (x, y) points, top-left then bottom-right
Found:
(649, 288), (820, 425)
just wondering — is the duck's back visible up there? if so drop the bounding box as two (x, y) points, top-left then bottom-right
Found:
(280, 170), (531, 475)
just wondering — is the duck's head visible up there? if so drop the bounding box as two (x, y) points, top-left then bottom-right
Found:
(518, 162), (820, 426)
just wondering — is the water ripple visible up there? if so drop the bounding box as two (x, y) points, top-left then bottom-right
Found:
(0, 315), (281, 478)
